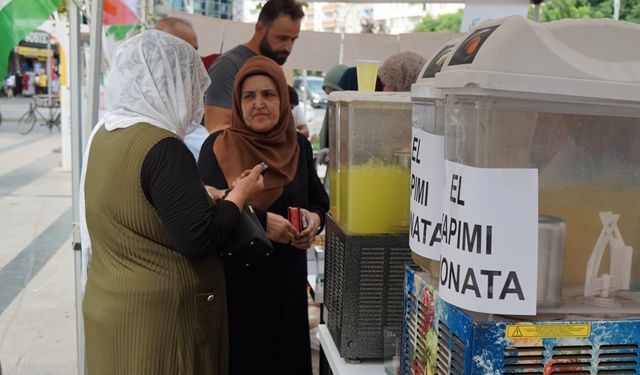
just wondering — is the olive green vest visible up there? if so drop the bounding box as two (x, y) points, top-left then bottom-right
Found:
(83, 123), (228, 375)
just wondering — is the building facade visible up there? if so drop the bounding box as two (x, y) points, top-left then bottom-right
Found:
(242, 1), (462, 34)
(155, 0), (238, 20)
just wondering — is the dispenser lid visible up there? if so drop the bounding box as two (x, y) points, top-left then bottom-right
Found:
(411, 38), (460, 100)
(327, 91), (411, 103)
(435, 16), (640, 103)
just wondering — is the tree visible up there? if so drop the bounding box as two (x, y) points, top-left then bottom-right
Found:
(57, 1), (67, 15)
(412, 0), (639, 34)
(530, 0), (640, 24)
(413, 9), (463, 33)
(361, 17), (387, 34)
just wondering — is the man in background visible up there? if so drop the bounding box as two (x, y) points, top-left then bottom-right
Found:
(155, 17), (198, 50)
(155, 16), (213, 159)
(204, 0), (304, 133)
(4, 74), (15, 97)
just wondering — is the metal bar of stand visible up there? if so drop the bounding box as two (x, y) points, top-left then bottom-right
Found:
(68, 0), (85, 373)
(85, 0), (103, 140)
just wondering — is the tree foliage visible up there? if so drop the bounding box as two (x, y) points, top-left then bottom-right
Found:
(413, 9), (463, 33)
(413, 1), (639, 34)
(530, 0), (640, 24)
(57, 0), (67, 15)
(361, 17), (388, 34)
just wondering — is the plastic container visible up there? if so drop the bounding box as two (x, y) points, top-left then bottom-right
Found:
(409, 40), (458, 282)
(435, 15), (640, 312)
(327, 98), (340, 221)
(327, 91), (412, 234)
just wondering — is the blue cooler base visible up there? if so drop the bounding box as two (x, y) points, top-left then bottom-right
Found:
(402, 267), (640, 374)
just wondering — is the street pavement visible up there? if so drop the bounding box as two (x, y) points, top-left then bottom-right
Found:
(0, 97), (77, 374)
(0, 97), (33, 124)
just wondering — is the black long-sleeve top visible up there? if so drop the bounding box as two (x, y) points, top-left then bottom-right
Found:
(140, 137), (240, 259)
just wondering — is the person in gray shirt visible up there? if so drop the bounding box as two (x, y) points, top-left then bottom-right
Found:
(204, 0), (304, 133)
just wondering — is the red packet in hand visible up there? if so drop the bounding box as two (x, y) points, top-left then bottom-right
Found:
(288, 207), (308, 232)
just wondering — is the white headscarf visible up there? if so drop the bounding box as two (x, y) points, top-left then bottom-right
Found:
(80, 30), (210, 292)
(103, 29), (210, 139)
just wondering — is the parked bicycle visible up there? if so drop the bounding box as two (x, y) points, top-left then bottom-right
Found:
(18, 96), (60, 135)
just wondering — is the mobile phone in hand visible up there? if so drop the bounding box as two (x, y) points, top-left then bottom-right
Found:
(259, 162), (269, 175)
(288, 207), (308, 231)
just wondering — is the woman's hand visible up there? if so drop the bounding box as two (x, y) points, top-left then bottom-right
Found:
(230, 169), (253, 189)
(266, 212), (299, 245)
(226, 164), (264, 208)
(204, 185), (226, 200)
(291, 209), (321, 250)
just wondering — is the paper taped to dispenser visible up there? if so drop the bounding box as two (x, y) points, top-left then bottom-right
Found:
(409, 128), (444, 260)
(439, 161), (538, 315)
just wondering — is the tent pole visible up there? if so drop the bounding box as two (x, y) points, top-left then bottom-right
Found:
(86, 0), (103, 137)
(71, 0), (104, 373)
(68, 0), (86, 372)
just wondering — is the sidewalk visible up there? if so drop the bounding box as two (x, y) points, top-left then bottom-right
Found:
(0, 97), (34, 124)
(0, 121), (77, 374)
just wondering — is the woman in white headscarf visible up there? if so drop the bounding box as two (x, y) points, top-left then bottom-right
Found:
(81, 30), (264, 375)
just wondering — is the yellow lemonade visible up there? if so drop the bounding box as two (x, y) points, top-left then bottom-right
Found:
(329, 168), (340, 221)
(539, 187), (640, 290)
(356, 61), (379, 92)
(339, 161), (411, 234)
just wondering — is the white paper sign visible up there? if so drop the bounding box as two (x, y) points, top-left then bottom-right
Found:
(409, 128), (444, 260)
(438, 161), (538, 315)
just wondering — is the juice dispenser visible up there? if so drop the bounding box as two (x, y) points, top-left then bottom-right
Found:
(329, 91), (413, 235)
(327, 98), (340, 221)
(409, 39), (459, 283)
(324, 92), (415, 360)
(402, 15), (640, 374)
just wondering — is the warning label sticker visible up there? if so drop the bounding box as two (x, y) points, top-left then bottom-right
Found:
(506, 324), (591, 339)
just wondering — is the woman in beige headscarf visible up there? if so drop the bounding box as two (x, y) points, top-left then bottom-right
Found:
(378, 51), (427, 91)
(198, 55), (329, 375)
(82, 30), (264, 375)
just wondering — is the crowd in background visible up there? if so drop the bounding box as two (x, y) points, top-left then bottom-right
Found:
(2, 65), (60, 98)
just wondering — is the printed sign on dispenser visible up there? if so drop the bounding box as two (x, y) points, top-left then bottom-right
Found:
(409, 128), (444, 260)
(439, 161), (538, 315)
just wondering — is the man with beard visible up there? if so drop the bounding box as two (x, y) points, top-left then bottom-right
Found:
(203, 0), (304, 133)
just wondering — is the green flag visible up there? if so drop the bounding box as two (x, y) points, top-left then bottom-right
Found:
(0, 0), (60, 86)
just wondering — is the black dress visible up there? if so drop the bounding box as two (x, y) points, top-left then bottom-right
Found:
(198, 131), (329, 375)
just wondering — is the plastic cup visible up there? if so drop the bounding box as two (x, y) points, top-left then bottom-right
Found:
(356, 60), (379, 92)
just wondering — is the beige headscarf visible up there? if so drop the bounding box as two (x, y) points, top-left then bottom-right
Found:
(213, 56), (300, 210)
(378, 51), (426, 92)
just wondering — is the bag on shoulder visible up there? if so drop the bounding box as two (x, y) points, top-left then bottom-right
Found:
(221, 204), (273, 267)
